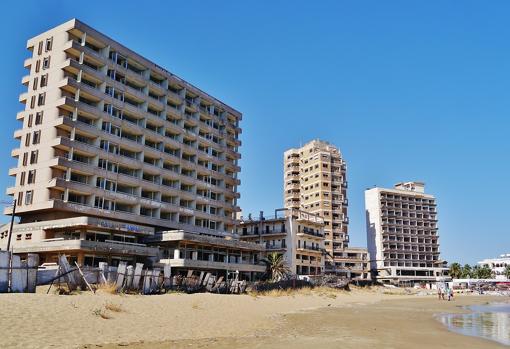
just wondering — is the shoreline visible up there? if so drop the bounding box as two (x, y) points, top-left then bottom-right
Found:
(0, 288), (507, 348)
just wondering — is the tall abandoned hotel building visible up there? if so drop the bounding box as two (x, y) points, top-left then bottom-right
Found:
(0, 19), (266, 278)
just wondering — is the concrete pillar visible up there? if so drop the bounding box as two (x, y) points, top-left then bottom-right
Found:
(192, 251), (198, 260)
(173, 249), (180, 259)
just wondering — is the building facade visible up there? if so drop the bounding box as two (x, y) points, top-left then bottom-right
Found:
(237, 209), (325, 276)
(333, 247), (371, 280)
(284, 140), (369, 277)
(365, 182), (448, 285)
(0, 19), (265, 277)
(478, 254), (510, 280)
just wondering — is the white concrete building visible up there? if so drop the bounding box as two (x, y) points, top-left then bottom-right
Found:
(365, 182), (448, 285)
(478, 254), (510, 280)
(237, 209), (325, 276)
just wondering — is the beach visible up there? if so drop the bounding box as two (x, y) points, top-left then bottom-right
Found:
(0, 288), (506, 349)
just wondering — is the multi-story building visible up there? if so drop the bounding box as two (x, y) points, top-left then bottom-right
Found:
(478, 254), (510, 280)
(365, 181), (448, 285)
(333, 247), (371, 280)
(237, 209), (325, 276)
(148, 230), (266, 281)
(284, 140), (361, 275)
(0, 19), (262, 277)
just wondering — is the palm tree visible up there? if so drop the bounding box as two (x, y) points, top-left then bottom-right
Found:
(461, 264), (472, 279)
(479, 265), (493, 279)
(471, 265), (492, 279)
(262, 252), (290, 281)
(505, 265), (510, 280)
(471, 265), (481, 279)
(449, 262), (462, 279)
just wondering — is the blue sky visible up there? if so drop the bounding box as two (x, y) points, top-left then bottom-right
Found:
(0, 1), (508, 264)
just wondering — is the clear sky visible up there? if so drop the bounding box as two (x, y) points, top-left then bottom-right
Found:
(0, 1), (508, 264)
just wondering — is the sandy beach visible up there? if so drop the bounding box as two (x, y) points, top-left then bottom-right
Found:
(0, 287), (506, 349)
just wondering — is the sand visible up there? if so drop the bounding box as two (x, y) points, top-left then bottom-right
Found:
(0, 287), (506, 349)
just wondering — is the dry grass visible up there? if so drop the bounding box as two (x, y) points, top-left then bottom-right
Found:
(248, 286), (345, 298)
(93, 302), (124, 319)
(93, 308), (112, 320)
(105, 302), (123, 313)
(96, 282), (118, 295)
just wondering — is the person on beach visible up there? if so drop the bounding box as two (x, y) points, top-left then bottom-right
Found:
(437, 287), (443, 300)
(446, 286), (452, 301)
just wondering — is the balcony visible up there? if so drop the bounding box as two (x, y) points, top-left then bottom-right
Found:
(297, 227), (324, 238)
(23, 57), (32, 69)
(11, 238), (158, 257)
(19, 92), (29, 104)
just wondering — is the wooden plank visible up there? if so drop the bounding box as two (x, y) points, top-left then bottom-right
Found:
(152, 268), (161, 292)
(163, 264), (171, 290)
(125, 265), (134, 290)
(186, 270), (194, 278)
(116, 261), (127, 291)
(98, 262), (108, 284)
(239, 280), (247, 293)
(211, 276), (224, 293)
(206, 275), (216, 292)
(143, 270), (153, 295)
(11, 255), (24, 293)
(74, 262), (94, 292)
(132, 263), (144, 290)
(197, 271), (205, 286)
(26, 254), (39, 293)
(0, 251), (8, 292)
(58, 255), (77, 291)
(106, 266), (116, 284)
(202, 272), (211, 287)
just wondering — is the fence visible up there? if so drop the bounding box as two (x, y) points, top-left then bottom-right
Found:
(0, 251), (39, 293)
(48, 256), (247, 295)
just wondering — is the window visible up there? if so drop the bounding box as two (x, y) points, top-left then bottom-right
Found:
(45, 37), (53, 51)
(27, 170), (36, 184)
(26, 233), (32, 240)
(17, 192), (23, 206)
(42, 56), (50, 70)
(16, 234), (22, 241)
(32, 77), (38, 90)
(35, 59), (41, 73)
(96, 177), (117, 191)
(27, 114), (33, 127)
(37, 41), (43, 55)
(19, 172), (26, 185)
(37, 93), (46, 106)
(30, 150), (38, 164)
(22, 152), (28, 166)
(35, 111), (43, 125)
(25, 133), (30, 147)
(25, 190), (33, 205)
(32, 130), (41, 144)
(40, 74), (48, 87)
(30, 95), (36, 109)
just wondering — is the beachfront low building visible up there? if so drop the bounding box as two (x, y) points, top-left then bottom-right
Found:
(0, 217), (158, 266)
(236, 208), (325, 276)
(148, 230), (266, 281)
(478, 254), (510, 280)
(0, 220), (266, 281)
(365, 182), (448, 285)
(333, 247), (371, 280)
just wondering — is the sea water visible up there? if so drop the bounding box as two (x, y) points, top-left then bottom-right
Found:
(439, 302), (510, 346)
